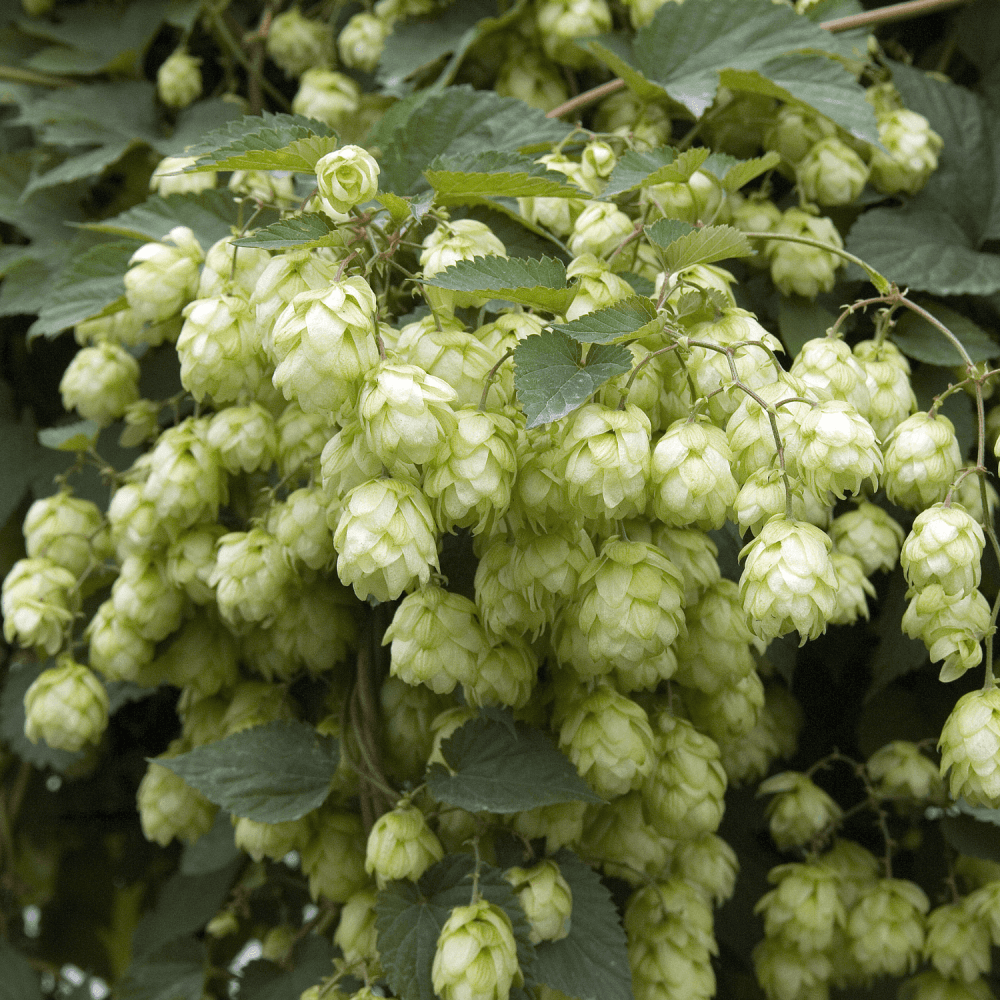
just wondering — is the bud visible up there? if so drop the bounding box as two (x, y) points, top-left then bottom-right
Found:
(384, 585), (487, 694)
(337, 12), (388, 72)
(756, 861), (846, 952)
(209, 528), (296, 629)
(828, 501), (905, 576)
(300, 811), (369, 903)
(333, 477), (439, 603)
(796, 137), (870, 206)
(315, 145), (380, 215)
(568, 201), (635, 263)
(901, 502), (984, 596)
(558, 682), (655, 798)
(124, 226), (203, 323)
(848, 878), (929, 978)
(739, 517), (838, 644)
(758, 771), (843, 850)
(157, 49), (201, 108)
(651, 417), (738, 530)
(505, 861), (572, 944)
(768, 209), (844, 299)
(465, 635), (537, 710)
(271, 277), (380, 417)
(137, 748), (217, 846)
(535, 0), (612, 69)
(23, 493), (108, 578)
(432, 899), (523, 1000)
(266, 9), (332, 76)
(882, 412), (963, 511)
(365, 801), (444, 886)
(292, 69), (360, 129)
(59, 341), (140, 426)
(870, 108), (944, 196)
(939, 687), (1000, 807)
(23, 656), (109, 752)
(2, 557), (79, 655)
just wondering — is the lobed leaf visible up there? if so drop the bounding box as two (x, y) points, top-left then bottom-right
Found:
(423, 255), (573, 313)
(231, 212), (348, 251)
(601, 146), (710, 199)
(702, 150), (782, 191)
(426, 150), (582, 201)
(552, 297), (660, 344)
(183, 112), (335, 172)
(656, 224), (755, 271)
(427, 708), (603, 812)
(155, 720), (339, 823)
(644, 218), (696, 250)
(892, 302), (998, 366)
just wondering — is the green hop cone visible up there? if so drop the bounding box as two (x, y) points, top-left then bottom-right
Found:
(420, 219), (507, 313)
(124, 226), (203, 324)
(384, 585), (487, 694)
(867, 741), (944, 802)
(86, 599), (156, 684)
(494, 48), (568, 113)
(870, 108), (944, 196)
(300, 810), (369, 903)
(651, 527), (720, 606)
(535, 0), (611, 69)
(233, 814), (314, 863)
(764, 104), (838, 166)
(581, 792), (669, 885)
(465, 634), (537, 710)
(334, 887), (379, 964)
(337, 12), (388, 72)
(755, 862), (846, 952)
(939, 687), (1000, 806)
(314, 145), (380, 215)
(643, 169), (723, 225)
(209, 528), (295, 629)
(828, 501), (905, 576)
(60, 341), (141, 426)
(23, 655), (109, 752)
(847, 877), (929, 978)
(828, 551), (876, 626)
(670, 833), (739, 906)
(568, 201), (635, 264)
(431, 899), (523, 1000)
(758, 771), (843, 851)
(23, 492), (109, 578)
(898, 971), (997, 1000)
(739, 517), (838, 644)
(752, 936), (831, 1000)
(883, 412), (962, 511)
(795, 399), (883, 500)
(923, 899), (992, 982)
(364, 800), (443, 886)
(197, 236), (270, 299)
(156, 49), (202, 108)
(266, 8), (333, 76)
(902, 584), (991, 682)
(565, 253), (634, 321)
(269, 485), (336, 572)
(795, 136), (870, 206)
(505, 860), (573, 944)
(901, 502), (984, 596)
(137, 744), (217, 846)
(207, 403), (278, 475)
(166, 523), (226, 606)
(768, 208), (844, 299)
(854, 338), (917, 441)
(292, 69), (360, 130)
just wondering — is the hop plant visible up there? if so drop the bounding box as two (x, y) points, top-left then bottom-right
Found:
(794, 399), (883, 500)
(300, 811), (369, 903)
(870, 108), (944, 196)
(124, 226), (203, 323)
(2, 557), (80, 655)
(902, 584), (991, 682)
(535, 0), (612, 69)
(854, 337), (917, 441)
(23, 655), (109, 752)
(209, 528), (295, 629)
(465, 634), (537, 709)
(505, 860), (573, 944)
(900, 502), (984, 596)
(23, 493), (109, 578)
(758, 771), (843, 850)
(337, 12), (389, 72)
(768, 208), (844, 299)
(432, 899), (523, 1000)
(939, 687), (1000, 806)
(266, 8), (333, 76)
(867, 741), (945, 802)
(882, 411), (963, 511)
(137, 747), (217, 846)
(334, 888), (380, 964)
(59, 341), (140, 426)
(828, 501), (905, 575)
(796, 136), (870, 206)
(292, 69), (360, 129)
(314, 145), (380, 214)
(756, 861), (846, 952)
(847, 878), (929, 978)
(365, 800), (444, 886)
(157, 49), (201, 108)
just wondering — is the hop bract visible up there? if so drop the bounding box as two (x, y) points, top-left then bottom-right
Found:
(882, 412), (963, 511)
(314, 145), (380, 214)
(23, 655), (109, 752)
(939, 687), (1000, 807)
(365, 801), (444, 886)
(901, 502), (984, 596)
(432, 899), (523, 1000)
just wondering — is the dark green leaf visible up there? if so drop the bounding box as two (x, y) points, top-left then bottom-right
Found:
(620, 271), (655, 296)
(368, 85), (573, 195)
(238, 937), (335, 1000)
(28, 239), (140, 338)
(657, 224), (755, 271)
(515, 331), (633, 428)
(424, 255), (572, 313)
(463, 207), (570, 262)
(0, 659), (86, 772)
(0, 414), (44, 526)
(912, 364), (976, 459)
(866, 565), (928, 701)
(552, 297), (660, 344)
(427, 710), (603, 812)
(376, 855), (535, 1000)
(184, 112), (335, 172)
(587, 0), (879, 143)
(892, 302), (997, 365)
(230, 212), (346, 251)
(533, 851), (632, 1000)
(117, 937), (205, 1000)
(179, 811), (241, 876)
(703, 150), (782, 192)
(132, 859), (243, 959)
(940, 812), (1000, 865)
(426, 150), (582, 201)
(601, 146), (710, 199)
(0, 938), (42, 1000)
(38, 420), (101, 452)
(777, 296), (835, 357)
(79, 190), (241, 251)
(156, 720), (339, 823)
(644, 218), (696, 251)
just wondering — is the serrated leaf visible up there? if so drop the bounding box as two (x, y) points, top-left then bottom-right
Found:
(427, 710), (603, 812)
(179, 811), (241, 876)
(552, 297), (660, 344)
(377, 190), (415, 225)
(601, 146), (710, 199)
(892, 302), (998, 365)
(116, 937), (205, 1000)
(230, 212), (347, 251)
(644, 218), (696, 250)
(0, 414), (45, 526)
(586, 0), (879, 144)
(426, 150), (582, 202)
(778, 296), (835, 357)
(940, 811), (1000, 865)
(659, 224), (755, 271)
(238, 938), (336, 1000)
(533, 851), (632, 1000)
(515, 331), (633, 428)
(183, 112), (335, 172)
(28, 239), (140, 338)
(376, 855), (535, 1000)
(155, 720), (338, 823)
(0, 938), (43, 1000)
(424, 255), (572, 313)
(368, 85), (573, 195)
(703, 150), (782, 192)
(38, 419), (100, 452)
(78, 190), (241, 251)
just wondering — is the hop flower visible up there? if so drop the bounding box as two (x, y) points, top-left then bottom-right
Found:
(315, 145), (380, 214)
(854, 338), (916, 441)
(939, 687), (1000, 806)
(23, 655), (109, 752)
(197, 237), (271, 299)
(828, 501), (905, 576)
(494, 48), (568, 113)
(233, 815), (314, 863)
(643, 169), (723, 225)
(882, 412), (963, 511)
(898, 970), (997, 1000)
(769, 209), (844, 299)
(465, 635), (537, 710)
(558, 682), (655, 798)
(23, 493), (109, 578)
(671, 833), (739, 905)
(535, 0), (612, 69)
(758, 771), (843, 850)
(796, 137), (870, 206)
(420, 220), (507, 313)
(568, 201), (635, 263)
(156, 48), (201, 108)
(901, 502), (984, 596)
(383, 585), (487, 694)
(124, 226), (203, 323)
(150, 155), (215, 197)
(266, 8), (333, 76)
(847, 878), (929, 978)
(870, 108), (944, 196)
(505, 860), (573, 943)
(652, 527), (720, 606)
(166, 523), (225, 605)
(209, 528), (296, 629)
(269, 486), (336, 571)
(292, 69), (360, 129)
(650, 418), (738, 530)
(867, 741), (945, 802)
(60, 339), (141, 426)
(86, 600), (155, 683)
(756, 862), (846, 952)
(739, 517), (838, 644)
(764, 104), (838, 166)
(828, 551), (876, 625)
(790, 336), (872, 416)
(137, 750), (217, 846)
(565, 253), (634, 321)
(207, 403), (277, 474)
(333, 477), (440, 603)
(752, 937), (832, 1000)
(902, 584), (991, 682)
(432, 899), (523, 1000)
(2, 557), (80, 654)
(337, 12), (388, 71)
(365, 801), (444, 886)
(300, 811), (369, 903)
(562, 403), (651, 521)
(334, 888), (379, 964)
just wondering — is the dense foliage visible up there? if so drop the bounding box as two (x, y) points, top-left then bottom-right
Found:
(1, 1), (1000, 999)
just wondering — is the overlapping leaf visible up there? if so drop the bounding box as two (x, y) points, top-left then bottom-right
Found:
(426, 150), (582, 201)
(892, 302), (998, 365)
(646, 221), (755, 270)
(552, 297), (660, 344)
(701, 150), (782, 191)
(601, 146), (710, 199)
(231, 212), (348, 251)
(422, 255), (573, 312)
(184, 112), (336, 172)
